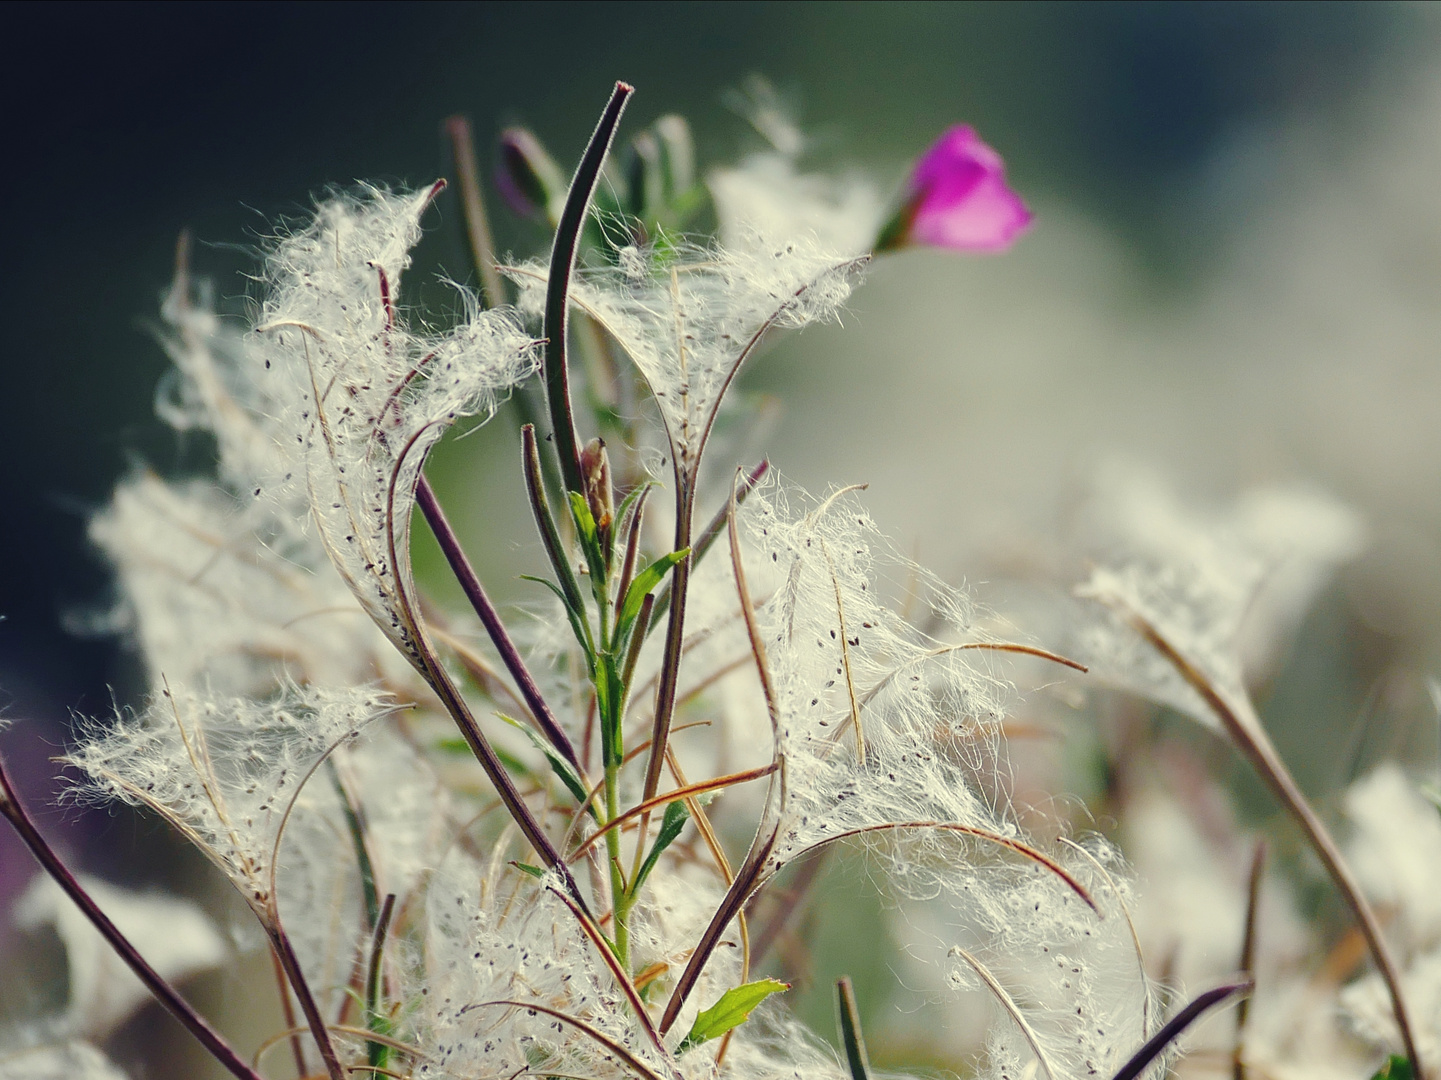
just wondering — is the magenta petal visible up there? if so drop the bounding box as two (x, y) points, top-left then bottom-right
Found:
(905, 125), (1032, 252)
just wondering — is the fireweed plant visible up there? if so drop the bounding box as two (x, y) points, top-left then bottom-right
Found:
(0, 81), (1435, 1080)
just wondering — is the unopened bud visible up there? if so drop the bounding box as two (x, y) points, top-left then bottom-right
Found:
(496, 127), (567, 225)
(580, 438), (614, 531)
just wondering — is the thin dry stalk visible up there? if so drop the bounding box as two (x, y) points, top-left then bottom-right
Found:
(1111, 598), (1423, 1078)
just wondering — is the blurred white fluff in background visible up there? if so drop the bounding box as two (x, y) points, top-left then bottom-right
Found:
(13, 875), (226, 1039)
(0, 1042), (130, 1080)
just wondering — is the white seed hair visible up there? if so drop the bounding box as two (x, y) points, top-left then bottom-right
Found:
(252, 187), (539, 668)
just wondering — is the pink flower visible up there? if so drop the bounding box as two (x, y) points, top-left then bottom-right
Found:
(876, 125), (1032, 253)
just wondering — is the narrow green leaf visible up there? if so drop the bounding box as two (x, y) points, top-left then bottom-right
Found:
(614, 480), (658, 538)
(511, 861), (545, 880)
(1372, 1054), (1414, 1080)
(496, 713), (595, 816)
(522, 423), (587, 616)
(326, 759), (379, 930)
(519, 574), (595, 664)
(439, 736), (541, 782)
(630, 800), (689, 899)
(615, 549), (688, 649)
(676, 978), (789, 1054)
(568, 491), (610, 610)
(568, 490), (598, 544)
(835, 977), (873, 1080)
(364, 893), (396, 1071)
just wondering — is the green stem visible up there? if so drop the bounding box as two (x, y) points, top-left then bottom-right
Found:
(604, 761), (630, 969)
(365, 893), (397, 1072)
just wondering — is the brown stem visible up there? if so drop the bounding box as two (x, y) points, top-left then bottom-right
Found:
(544, 82), (634, 495)
(648, 458), (769, 638)
(569, 764), (777, 860)
(641, 479), (695, 806)
(415, 616), (587, 908)
(1126, 609), (1424, 1078)
(269, 944), (309, 1078)
(640, 460), (770, 807)
(1234, 841), (1265, 1080)
(0, 755), (265, 1080)
(659, 828), (778, 1036)
(1112, 979), (1253, 1080)
(747, 847), (829, 969)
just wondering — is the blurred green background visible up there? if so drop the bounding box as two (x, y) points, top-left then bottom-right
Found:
(4, 1), (1439, 1074)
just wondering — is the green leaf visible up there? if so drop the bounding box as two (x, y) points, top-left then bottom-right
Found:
(615, 549), (688, 649)
(567, 491), (611, 611)
(676, 978), (789, 1054)
(496, 713), (596, 817)
(835, 977), (873, 1080)
(630, 800), (689, 899)
(568, 490), (598, 544)
(614, 479), (657, 537)
(1372, 1055), (1413, 1080)
(511, 861), (545, 879)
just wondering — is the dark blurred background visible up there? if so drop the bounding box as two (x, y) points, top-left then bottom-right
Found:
(1, 1), (1436, 1067)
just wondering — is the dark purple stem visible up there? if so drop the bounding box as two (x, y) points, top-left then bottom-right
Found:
(641, 459), (769, 805)
(416, 474), (581, 774)
(0, 755), (266, 1080)
(1111, 979), (1253, 1080)
(543, 81), (633, 496)
(266, 919), (347, 1080)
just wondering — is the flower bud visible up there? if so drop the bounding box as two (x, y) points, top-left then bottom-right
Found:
(874, 125), (1032, 254)
(496, 127), (568, 225)
(580, 437), (614, 532)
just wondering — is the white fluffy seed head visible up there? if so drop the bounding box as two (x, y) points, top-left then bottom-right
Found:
(413, 860), (677, 1080)
(251, 187), (539, 667)
(709, 153), (886, 256)
(728, 480), (1153, 1079)
(1075, 469), (1364, 727)
(91, 471), (396, 696)
(66, 682), (392, 910)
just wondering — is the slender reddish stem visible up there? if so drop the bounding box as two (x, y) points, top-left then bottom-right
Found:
(444, 114), (507, 308)
(266, 917), (347, 1080)
(1126, 610), (1424, 1078)
(417, 474), (581, 773)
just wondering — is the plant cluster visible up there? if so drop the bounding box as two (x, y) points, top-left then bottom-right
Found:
(0, 80), (1437, 1080)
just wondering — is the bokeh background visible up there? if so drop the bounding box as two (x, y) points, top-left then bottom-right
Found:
(4, 1), (1441, 1074)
